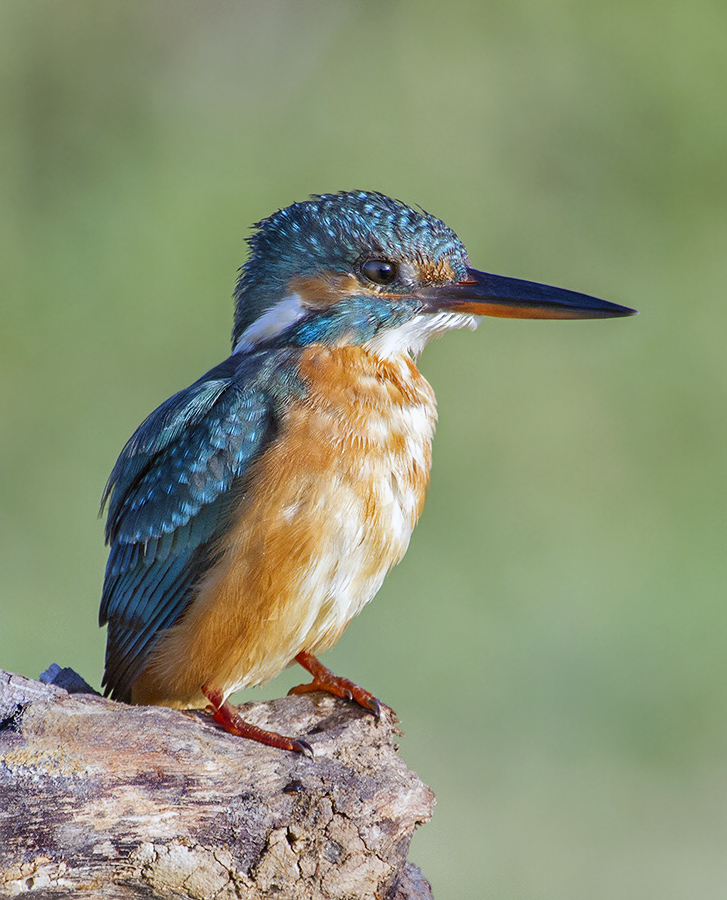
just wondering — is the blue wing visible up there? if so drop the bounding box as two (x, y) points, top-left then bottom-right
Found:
(100, 355), (278, 702)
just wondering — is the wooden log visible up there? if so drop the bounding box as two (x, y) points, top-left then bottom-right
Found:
(0, 670), (434, 899)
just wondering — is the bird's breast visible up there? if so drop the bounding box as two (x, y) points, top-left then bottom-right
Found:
(137, 345), (437, 704)
(237, 343), (438, 645)
(226, 345), (438, 676)
(290, 344), (438, 577)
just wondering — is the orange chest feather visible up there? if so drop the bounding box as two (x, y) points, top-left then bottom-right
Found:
(279, 345), (438, 546)
(233, 344), (438, 582)
(217, 345), (437, 665)
(293, 343), (436, 488)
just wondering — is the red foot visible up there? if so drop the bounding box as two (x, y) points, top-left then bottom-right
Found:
(288, 651), (383, 719)
(202, 685), (313, 757)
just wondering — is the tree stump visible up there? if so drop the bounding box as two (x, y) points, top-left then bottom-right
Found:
(0, 669), (434, 899)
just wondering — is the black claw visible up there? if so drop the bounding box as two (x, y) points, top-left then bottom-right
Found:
(293, 738), (315, 759)
(368, 697), (382, 720)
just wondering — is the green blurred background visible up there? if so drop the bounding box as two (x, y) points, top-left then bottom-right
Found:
(2, 1), (726, 896)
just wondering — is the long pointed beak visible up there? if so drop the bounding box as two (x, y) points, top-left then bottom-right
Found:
(418, 267), (637, 319)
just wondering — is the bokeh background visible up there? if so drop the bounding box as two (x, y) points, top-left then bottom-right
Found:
(2, 1), (726, 897)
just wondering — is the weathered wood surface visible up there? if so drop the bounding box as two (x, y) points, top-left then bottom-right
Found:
(0, 670), (434, 899)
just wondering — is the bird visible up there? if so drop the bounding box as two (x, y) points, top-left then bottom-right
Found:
(99, 190), (635, 756)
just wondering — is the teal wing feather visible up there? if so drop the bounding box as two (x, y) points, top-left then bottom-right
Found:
(99, 355), (279, 702)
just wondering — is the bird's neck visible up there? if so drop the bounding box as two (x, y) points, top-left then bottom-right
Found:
(296, 343), (437, 424)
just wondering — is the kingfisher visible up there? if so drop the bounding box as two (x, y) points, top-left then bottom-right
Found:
(100, 190), (635, 756)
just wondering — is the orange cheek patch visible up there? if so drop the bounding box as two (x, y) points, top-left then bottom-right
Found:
(287, 273), (363, 309)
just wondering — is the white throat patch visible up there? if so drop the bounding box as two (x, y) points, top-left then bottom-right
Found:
(364, 312), (479, 360)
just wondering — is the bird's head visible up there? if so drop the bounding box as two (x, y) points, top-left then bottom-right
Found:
(232, 191), (635, 357)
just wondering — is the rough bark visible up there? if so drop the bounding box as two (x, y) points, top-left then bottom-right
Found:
(0, 669), (434, 899)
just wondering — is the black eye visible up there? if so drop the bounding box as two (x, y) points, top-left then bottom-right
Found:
(362, 258), (397, 286)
